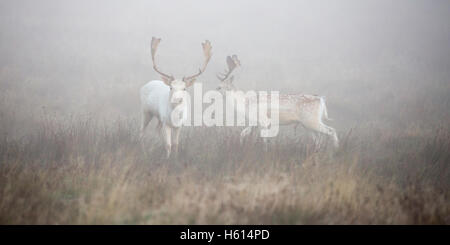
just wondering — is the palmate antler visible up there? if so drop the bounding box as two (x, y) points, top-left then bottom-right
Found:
(151, 37), (174, 81)
(183, 40), (213, 82)
(217, 55), (240, 81)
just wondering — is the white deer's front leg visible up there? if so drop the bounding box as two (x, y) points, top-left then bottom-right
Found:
(161, 124), (172, 158)
(172, 127), (181, 154)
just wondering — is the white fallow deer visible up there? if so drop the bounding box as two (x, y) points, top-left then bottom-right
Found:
(140, 37), (212, 158)
(216, 55), (339, 148)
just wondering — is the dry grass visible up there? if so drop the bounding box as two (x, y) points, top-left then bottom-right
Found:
(0, 115), (449, 224)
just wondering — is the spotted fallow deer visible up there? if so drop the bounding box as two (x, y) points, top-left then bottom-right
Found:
(140, 37), (212, 158)
(216, 55), (339, 148)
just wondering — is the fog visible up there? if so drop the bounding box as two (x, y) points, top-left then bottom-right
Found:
(1, 0), (449, 134)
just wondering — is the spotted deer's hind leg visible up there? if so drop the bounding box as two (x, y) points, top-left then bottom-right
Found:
(318, 97), (339, 148)
(309, 131), (321, 151)
(314, 122), (339, 148)
(302, 117), (339, 148)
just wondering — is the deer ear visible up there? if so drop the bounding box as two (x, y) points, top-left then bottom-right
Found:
(184, 77), (196, 88)
(161, 76), (172, 86)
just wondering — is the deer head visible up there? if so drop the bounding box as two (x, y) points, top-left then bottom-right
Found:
(216, 55), (240, 93)
(151, 37), (212, 104)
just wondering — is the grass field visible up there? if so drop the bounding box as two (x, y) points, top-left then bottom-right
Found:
(0, 109), (449, 224)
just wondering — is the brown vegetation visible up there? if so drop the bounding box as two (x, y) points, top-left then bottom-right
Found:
(0, 110), (449, 224)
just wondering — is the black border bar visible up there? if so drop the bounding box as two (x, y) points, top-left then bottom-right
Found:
(1, 225), (448, 244)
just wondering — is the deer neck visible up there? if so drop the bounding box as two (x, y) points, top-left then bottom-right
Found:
(165, 98), (187, 127)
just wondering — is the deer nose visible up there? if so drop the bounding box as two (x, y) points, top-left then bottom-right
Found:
(172, 98), (183, 104)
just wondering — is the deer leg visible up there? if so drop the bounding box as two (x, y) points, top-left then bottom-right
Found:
(240, 126), (253, 144)
(310, 131), (323, 152)
(160, 124), (172, 158)
(313, 123), (339, 148)
(259, 126), (270, 151)
(140, 111), (152, 141)
(293, 123), (305, 144)
(263, 137), (269, 151)
(172, 127), (181, 155)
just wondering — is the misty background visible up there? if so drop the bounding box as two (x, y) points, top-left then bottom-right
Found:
(1, 0), (449, 137)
